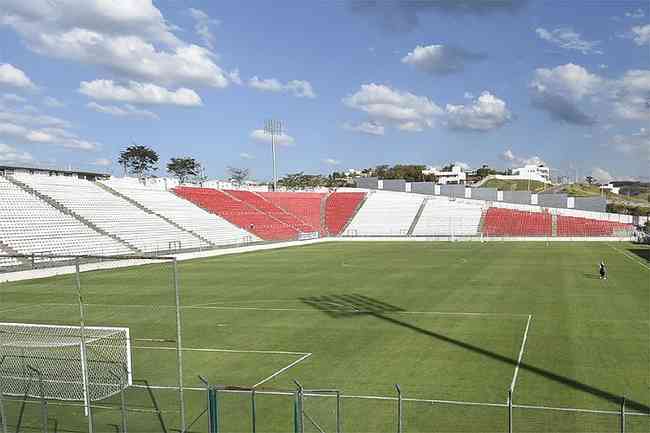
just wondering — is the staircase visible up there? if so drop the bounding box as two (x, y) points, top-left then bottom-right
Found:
(477, 207), (488, 234)
(5, 175), (141, 253)
(338, 191), (371, 236)
(320, 192), (332, 235)
(0, 239), (29, 265)
(95, 182), (216, 248)
(551, 213), (558, 237)
(407, 197), (429, 236)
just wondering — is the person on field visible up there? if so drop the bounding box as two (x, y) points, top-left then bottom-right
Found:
(599, 260), (607, 280)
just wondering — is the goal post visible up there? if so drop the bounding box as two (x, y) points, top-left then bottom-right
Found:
(0, 323), (132, 405)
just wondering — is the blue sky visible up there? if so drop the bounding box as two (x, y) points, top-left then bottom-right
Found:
(0, 0), (648, 182)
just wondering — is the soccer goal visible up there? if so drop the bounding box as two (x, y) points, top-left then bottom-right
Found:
(0, 323), (132, 405)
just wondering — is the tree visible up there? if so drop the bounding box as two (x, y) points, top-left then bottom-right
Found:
(118, 144), (159, 178)
(278, 172), (326, 190)
(228, 167), (250, 185)
(585, 176), (595, 185)
(167, 157), (201, 184)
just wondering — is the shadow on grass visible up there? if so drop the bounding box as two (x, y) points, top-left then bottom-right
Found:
(582, 273), (601, 280)
(300, 294), (650, 413)
(629, 249), (650, 263)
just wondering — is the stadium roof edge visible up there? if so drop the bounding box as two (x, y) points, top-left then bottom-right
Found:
(0, 164), (110, 178)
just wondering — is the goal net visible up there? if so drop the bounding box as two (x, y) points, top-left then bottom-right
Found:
(0, 322), (132, 402)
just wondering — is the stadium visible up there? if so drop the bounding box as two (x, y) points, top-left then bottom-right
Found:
(1, 1), (649, 432)
(0, 168), (648, 433)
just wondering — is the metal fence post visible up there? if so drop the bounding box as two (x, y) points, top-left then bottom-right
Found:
(620, 396), (625, 433)
(336, 390), (341, 433)
(0, 389), (6, 433)
(251, 389), (256, 433)
(173, 259), (186, 432)
(294, 381), (304, 433)
(507, 389), (513, 433)
(75, 258), (94, 433)
(395, 384), (402, 433)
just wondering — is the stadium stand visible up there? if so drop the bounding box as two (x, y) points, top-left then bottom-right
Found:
(101, 178), (258, 246)
(344, 191), (422, 236)
(0, 177), (132, 261)
(14, 174), (207, 253)
(225, 190), (317, 234)
(260, 192), (325, 234)
(557, 215), (633, 237)
(324, 191), (366, 235)
(483, 208), (552, 236)
(174, 187), (299, 241)
(412, 197), (483, 236)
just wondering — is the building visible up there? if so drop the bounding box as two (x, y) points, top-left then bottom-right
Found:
(599, 183), (621, 194)
(422, 165), (467, 184)
(0, 164), (110, 181)
(492, 164), (552, 184)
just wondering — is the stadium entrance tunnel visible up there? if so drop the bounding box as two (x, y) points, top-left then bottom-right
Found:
(300, 294), (650, 414)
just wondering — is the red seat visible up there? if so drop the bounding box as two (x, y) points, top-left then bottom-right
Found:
(483, 208), (552, 236)
(260, 192), (325, 234)
(557, 215), (632, 237)
(174, 187), (299, 241)
(325, 192), (365, 235)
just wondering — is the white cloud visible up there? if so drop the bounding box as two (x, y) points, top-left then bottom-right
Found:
(87, 102), (159, 119)
(343, 121), (385, 136)
(343, 83), (442, 131)
(610, 128), (650, 158)
(591, 167), (613, 183)
(530, 63), (602, 125)
(0, 63), (35, 89)
(250, 129), (295, 146)
(536, 27), (602, 54)
(92, 158), (112, 166)
(625, 8), (645, 19)
(248, 77), (316, 98)
(323, 158), (341, 165)
(444, 91), (512, 131)
(1, 1), (231, 88)
(227, 69), (243, 86)
(631, 24), (650, 46)
(240, 152), (255, 160)
(0, 109), (70, 128)
(609, 69), (650, 121)
(401, 44), (484, 75)
(189, 8), (219, 50)
(0, 143), (33, 162)
(0, 122), (99, 150)
(79, 80), (202, 106)
(463, 92), (474, 99)
(500, 149), (546, 167)
(1, 93), (26, 103)
(43, 96), (65, 108)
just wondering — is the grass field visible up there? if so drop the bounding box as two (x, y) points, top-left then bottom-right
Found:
(1, 241), (649, 432)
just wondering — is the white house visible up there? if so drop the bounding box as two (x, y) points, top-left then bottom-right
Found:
(599, 183), (621, 194)
(422, 165), (467, 184)
(493, 164), (552, 184)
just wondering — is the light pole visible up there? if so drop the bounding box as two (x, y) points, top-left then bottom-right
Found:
(264, 120), (283, 191)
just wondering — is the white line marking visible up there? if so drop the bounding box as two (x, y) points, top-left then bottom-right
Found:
(252, 353), (312, 388)
(608, 244), (650, 271)
(510, 314), (532, 392)
(134, 346), (309, 356)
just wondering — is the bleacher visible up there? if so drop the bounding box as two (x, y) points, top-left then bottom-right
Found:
(174, 187), (299, 241)
(412, 198), (482, 236)
(226, 190), (317, 234)
(260, 192), (324, 234)
(483, 208), (552, 237)
(557, 215), (633, 237)
(324, 192), (366, 235)
(344, 191), (422, 236)
(15, 174), (207, 253)
(0, 177), (132, 261)
(101, 179), (257, 246)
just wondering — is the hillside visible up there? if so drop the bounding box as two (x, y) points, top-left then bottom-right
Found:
(480, 178), (548, 192)
(560, 183), (650, 216)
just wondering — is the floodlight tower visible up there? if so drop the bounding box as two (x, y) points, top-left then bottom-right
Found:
(264, 119), (283, 191)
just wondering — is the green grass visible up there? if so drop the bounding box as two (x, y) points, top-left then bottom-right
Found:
(481, 179), (548, 193)
(1, 242), (649, 432)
